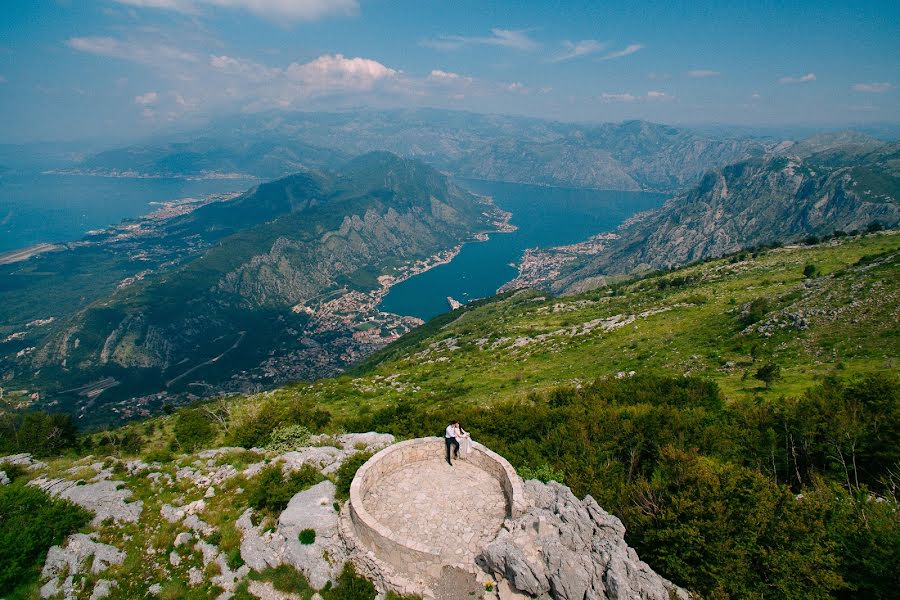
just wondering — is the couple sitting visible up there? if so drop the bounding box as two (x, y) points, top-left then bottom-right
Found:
(444, 419), (472, 466)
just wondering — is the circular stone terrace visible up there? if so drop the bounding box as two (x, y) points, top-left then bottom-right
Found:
(347, 437), (526, 587)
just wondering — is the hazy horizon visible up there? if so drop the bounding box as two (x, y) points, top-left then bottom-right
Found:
(1, 1), (898, 144)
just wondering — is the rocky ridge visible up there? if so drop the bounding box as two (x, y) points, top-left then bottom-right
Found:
(4, 432), (687, 600)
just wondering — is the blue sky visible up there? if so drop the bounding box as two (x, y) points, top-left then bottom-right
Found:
(0, 0), (898, 142)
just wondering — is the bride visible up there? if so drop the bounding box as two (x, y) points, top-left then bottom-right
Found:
(454, 422), (472, 458)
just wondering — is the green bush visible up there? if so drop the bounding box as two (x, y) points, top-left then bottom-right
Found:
(299, 528), (316, 545)
(321, 564), (376, 600)
(250, 565), (314, 597)
(518, 463), (565, 483)
(173, 409), (215, 451)
(247, 464), (323, 518)
(737, 298), (770, 328)
(267, 424), (312, 453)
(0, 483), (91, 591)
(335, 452), (372, 500)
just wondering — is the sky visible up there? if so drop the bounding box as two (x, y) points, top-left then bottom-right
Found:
(0, 0), (898, 142)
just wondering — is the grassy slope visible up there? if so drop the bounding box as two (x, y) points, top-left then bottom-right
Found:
(254, 230), (898, 417)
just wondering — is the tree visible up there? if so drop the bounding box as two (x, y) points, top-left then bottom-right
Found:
(803, 264), (819, 278)
(173, 409), (215, 451)
(754, 362), (782, 389)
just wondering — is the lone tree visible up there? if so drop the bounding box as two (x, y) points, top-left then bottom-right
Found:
(754, 362), (782, 389)
(803, 264), (818, 278)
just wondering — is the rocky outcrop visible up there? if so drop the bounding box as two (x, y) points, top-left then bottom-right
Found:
(554, 145), (900, 294)
(478, 480), (687, 600)
(238, 480), (347, 589)
(39, 533), (125, 599)
(29, 476), (142, 526)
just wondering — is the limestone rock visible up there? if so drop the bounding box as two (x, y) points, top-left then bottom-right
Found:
(174, 531), (194, 547)
(0, 452), (48, 471)
(0, 470), (9, 485)
(478, 480), (687, 600)
(89, 579), (116, 600)
(238, 480), (346, 589)
(40, 534), (125, 599)
(29, 477), (142, 526)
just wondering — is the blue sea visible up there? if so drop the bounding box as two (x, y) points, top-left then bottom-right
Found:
(0, 172), (257, 252)
(378, 179), (666, 321)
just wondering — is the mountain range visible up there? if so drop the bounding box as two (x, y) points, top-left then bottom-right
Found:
(551, 137), (900, 293)
(1, 152), (497, 425)
(71, 110), (769, 193)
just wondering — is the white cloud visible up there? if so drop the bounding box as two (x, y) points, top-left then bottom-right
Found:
(67, 36), (198, 65)
(598, 44), (643, 61)
(646, 90), (671, 100)
(114, 0), (359, 22)
(852, 82), (893, 93)
(285, 54), (397, 94)
(210, 55), (279, 81)
(507, 82), (526, 93)
(550, 39), (605, 63)
(423, 28), (539, 52)
(687, 69), (720, 78)
(428, 69), (471, 82)
(647, 72), (671, 81)
(779, 73), (816, 84)
(134, 91), (159, 105)
(751, 91), (761, 99)
(0, 75), (6, 84)
(600, 92), (637, 103)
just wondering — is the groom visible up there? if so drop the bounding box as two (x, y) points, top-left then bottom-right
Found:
(444, 420), (460, 466)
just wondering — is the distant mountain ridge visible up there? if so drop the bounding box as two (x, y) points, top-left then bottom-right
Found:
(553, 140), (900, 293)
(74, 110), (771, 193)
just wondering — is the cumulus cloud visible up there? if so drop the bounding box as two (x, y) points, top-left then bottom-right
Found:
(423, 28), (539, 52)
(852, 82), (893, 93)
(687, 69), (720, 78)
(550, 39), (605, 63)
(598, 44), (643, 61)
(134, 91), (159, 105)
(507, 81), (527, 92)
(284, 54), (397, 94)
(646, 90), (671, 100)
(114, 0), (359, 22)
(779, 73), (816, 84)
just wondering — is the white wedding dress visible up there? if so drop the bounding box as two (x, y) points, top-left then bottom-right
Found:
(455, 425), (472, 458)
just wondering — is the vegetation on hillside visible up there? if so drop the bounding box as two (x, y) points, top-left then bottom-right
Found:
(2, 231), (897, 598)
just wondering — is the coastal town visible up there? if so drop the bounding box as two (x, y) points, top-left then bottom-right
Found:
(499, 232), (618, 292)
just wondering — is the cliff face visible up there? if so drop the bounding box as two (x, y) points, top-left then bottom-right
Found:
(554, 143), (900, 294)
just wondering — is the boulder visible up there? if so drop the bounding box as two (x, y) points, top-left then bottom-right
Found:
(30, 477), (142, 526)
(238, 480), (347, 589)
(477, 481), (688, 600)
(40, 534), (126, 599)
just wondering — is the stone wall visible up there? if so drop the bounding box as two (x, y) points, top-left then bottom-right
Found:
(347, 437), (524, 584)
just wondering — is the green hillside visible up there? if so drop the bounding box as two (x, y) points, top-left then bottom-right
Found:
(267, 230), (899, 415)
(2, 231), (897, 599)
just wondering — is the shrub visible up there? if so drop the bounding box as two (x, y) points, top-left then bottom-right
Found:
(518, 463), (565, 484)
(321, 564), (376, 600)
(250, 565), (314, 596)
(173, 409), (215, 451)
(335, 452), (372, 500)
(247, 464), (323, 518)
(225, 546), (244, 570)
(0, 483), (91, 591)
(299, 528), (316, 545)
(267, 425), (311, 453)
(737, 298), (770, 328)
(803, 264), (819, 278)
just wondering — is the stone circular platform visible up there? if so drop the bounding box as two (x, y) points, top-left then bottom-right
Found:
(347, 437), (525, 585)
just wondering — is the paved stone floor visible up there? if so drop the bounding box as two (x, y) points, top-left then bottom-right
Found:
(363, 458), (507, 565)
